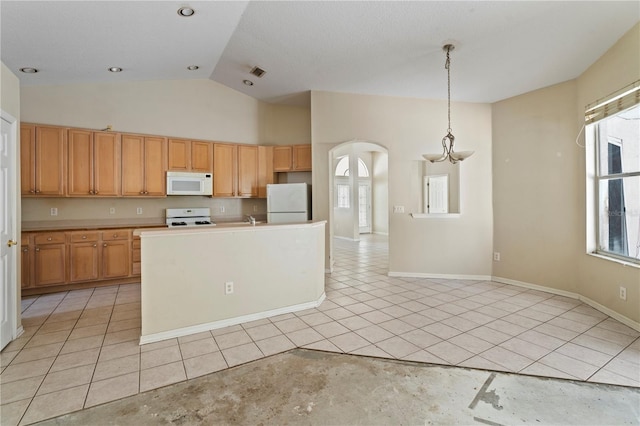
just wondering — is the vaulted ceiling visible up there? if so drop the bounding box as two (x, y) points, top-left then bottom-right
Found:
(2, 1), (638, 105)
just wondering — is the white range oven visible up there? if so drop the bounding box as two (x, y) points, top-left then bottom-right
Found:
(165, 208), (216, 227)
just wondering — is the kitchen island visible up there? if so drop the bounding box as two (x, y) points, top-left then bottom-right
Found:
(137, 221), (326, 344)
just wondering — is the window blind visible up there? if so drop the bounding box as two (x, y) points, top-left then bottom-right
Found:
(585, 79), (640, 124)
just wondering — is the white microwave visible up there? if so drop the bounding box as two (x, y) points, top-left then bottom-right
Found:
(166, 171), (213, 196)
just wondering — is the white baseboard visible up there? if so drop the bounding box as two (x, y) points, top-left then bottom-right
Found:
(389, 271), (492, 281)
(492, 276), (640, 332)
(139, 293), (326, 345)
(373, 231), (389, 236)
(334, 236), (358, 241)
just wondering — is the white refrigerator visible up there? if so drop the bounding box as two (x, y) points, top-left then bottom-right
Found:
(267, 183), (310, 223)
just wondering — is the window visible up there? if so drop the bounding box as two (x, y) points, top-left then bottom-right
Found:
(335, 156), (369, 177)
(592, 102), (640, 263)
(336, 183), (350, 208)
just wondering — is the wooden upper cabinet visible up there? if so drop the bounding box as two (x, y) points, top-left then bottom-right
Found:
(213, 143), (237, 197)
(144, 137), (168, 196)
(273, 146), (293, 172)
(168, 139), (212, 173)
(191, 141), (213, 173)
(68, 130), (120, 197)
(20, 124), (66, 196)
(122, 134), (167, 197)
(257, 146), (274, 198)
(293, 145), (312, 171)
(168, 139), (190, 171)
(237, 145), (258, 197)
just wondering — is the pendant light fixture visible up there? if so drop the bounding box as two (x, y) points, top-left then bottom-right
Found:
(423, 44), (474, 164)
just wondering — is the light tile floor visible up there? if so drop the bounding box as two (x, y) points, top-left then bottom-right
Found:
(1, 234), (639, 425)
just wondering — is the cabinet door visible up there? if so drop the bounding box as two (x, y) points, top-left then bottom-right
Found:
(20, 124), (36, 195)
(168, 138), (190, 171)
(257, 146), (274, 198)
(213, 144), (237, 197)
(69, 242), (99, 282)
(102, 240), (130, 279)
(293, 145), (312, 171)
(94, 132), (121, 196)
(68, 129), (93, 196)
(144, 137), (167, 196)
(34, 244), (66, 286)
(21, 245), (31, 289)
(273, 146), (292, 172)
(237, 145), (258, 197)
(121, 134), (146, 196)
(191, 141), (213, 173)
(35, 126), (66, 195)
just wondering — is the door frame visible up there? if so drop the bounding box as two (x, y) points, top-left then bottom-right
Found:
(1, 109), (21, 350)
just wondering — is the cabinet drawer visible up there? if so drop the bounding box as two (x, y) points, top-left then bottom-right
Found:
(21, 233), (30, 245)
(132, 262), (141, 276)
(34, 233), (66, 245)
(69, 231), (100, 243)
(102, 229), (131, 241)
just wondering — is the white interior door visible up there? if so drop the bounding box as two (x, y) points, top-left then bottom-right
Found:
(358, 182), (371, 234)
(0, 116), (16, 350)
(425, 175), (449, 214)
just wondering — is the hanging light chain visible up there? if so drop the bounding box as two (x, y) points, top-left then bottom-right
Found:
(445, 44), (452, 133)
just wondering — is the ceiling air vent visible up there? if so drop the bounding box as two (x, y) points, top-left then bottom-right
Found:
(250, 66), (266, 78)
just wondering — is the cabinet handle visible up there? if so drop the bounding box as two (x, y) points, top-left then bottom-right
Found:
(104, 243), (108, 247)
(22, 248), (28, 252)
(29, 190), (35, 193)
(89, 190), (94, 195)
(47, 237), (52, 241)
(35, 190), (41, 193)
(95, 191), (99, 194)
(82, 235), (87, 239)
(93, 244), (97, 247)
(35, 248), (40, 252)
(139, 191), (144, 195)
(113, 234), (118, 238)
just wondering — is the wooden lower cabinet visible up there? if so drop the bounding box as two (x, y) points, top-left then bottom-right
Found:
(20, 234), (31, 289)
(22, 228), (136, 293)
(34, 240), (66, 287)
(132, 237), (141, 276)
(102, 239), (130, 279)
(68, 231), (100, 282)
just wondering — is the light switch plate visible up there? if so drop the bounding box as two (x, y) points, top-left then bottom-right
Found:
(393, 206), (404, 214)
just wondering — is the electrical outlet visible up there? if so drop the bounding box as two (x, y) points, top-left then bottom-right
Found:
(109, 207), (116, 215)
(225, 281), (234, 295)
(619, 286), (627, 301)
(253, 204), (258, 212)
(220, 206), (225, 213)
(50, 207), (58, 216)
(493, 252), (501, 261)
(393, 206), (405, 214)
(136, 207), (143, 215)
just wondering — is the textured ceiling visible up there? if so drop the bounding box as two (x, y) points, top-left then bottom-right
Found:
(2, 1), (639, 105)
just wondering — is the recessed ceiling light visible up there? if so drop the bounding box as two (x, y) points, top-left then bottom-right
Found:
(20, 67), (38, 73)
(243, 80), (254, 86)
(108, 67), (122, 73)
(177, 7), (195, 17)
(187, 65), (199, 71)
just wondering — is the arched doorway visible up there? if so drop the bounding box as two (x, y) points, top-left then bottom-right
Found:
(328, 141), (389, 271)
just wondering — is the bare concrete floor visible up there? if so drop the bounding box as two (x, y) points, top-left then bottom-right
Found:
(36, 349), (639, 425)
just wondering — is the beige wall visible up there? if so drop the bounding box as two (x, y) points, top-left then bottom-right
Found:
(1, 61), (22, 334)
(576, 23), (640, 323)
(372, 151), (389, 235)
(492, 80), (580, 292)
(260, 104), (311, 145)
(311, 91), (493, 277)
(492, 23), (640, 324)
(140, 222), (325, 341)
